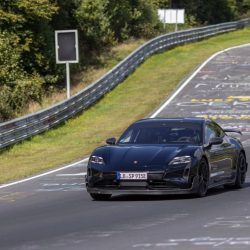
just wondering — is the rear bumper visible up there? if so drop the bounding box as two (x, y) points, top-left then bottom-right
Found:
(86, 176), (200, 196)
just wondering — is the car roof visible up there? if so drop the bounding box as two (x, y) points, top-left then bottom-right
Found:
(134, 117), (208, 125)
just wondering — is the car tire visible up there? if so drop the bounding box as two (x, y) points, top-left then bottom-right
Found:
(233, 152), (247, 189)
(90, 193), (112, 201)
(196, 158), (209, 197)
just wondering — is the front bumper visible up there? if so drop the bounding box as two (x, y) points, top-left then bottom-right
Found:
(86, 174), (200, 196)
(87, 182), (198, 196)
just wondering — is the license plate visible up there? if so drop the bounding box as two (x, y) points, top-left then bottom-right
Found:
(117, 172), (147, 180)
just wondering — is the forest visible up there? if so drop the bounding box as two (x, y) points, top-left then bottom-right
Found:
(0, 0), (250, 120)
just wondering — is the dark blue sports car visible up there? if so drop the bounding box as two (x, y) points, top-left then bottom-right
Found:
(86, 118), (248, 200)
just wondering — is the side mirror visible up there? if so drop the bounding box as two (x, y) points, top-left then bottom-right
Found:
(106, 137), (116, 145)
(209, 137), (223, 146)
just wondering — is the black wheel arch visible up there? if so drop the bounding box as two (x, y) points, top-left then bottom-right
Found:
(191, 155), (210, 181)
(200, 155), (210, 174)
(235, 149), (246, 166)
(241, 149), (246, 159)
(238, 149), (247, 170)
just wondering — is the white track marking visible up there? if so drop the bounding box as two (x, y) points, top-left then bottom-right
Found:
(1, 44), (250, 189)
(0, 158), (89, 189)
(150, 43), (250, 118)
(56, 173), (87, 177)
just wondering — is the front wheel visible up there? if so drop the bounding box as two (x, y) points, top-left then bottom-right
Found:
(196, 159), (209, 197)
(90, 193), (112, 201)
(233, 153), (247, 189)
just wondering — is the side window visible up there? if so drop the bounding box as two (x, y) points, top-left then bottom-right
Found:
(119, 129), (133, 143)
(213, 123), (224, 137)
(205, 122), (224, 144)
(205, 124), (216, 144)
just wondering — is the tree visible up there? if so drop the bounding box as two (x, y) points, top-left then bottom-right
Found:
(75, 0), (115, 50)
(0, 0), (58, 120)
(105, 0), (133, 41)
(196, 0), (234, 24)
(129, 0), (160, 38)
(235, 0), (250, 16)
(0, 32), (43, 120)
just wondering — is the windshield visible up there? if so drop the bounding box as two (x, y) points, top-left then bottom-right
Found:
(118, 122), (202, 145)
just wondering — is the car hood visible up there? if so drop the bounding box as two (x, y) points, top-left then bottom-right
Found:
(93, 144), (198, 171)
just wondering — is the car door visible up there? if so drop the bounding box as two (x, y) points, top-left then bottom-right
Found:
(204, 122), (233, 183)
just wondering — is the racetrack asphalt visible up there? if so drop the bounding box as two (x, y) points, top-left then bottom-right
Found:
(1, 44), (250, 250)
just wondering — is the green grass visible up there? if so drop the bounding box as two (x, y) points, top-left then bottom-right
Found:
(25, 39), (146, 114)
(1, 28), (250, 184)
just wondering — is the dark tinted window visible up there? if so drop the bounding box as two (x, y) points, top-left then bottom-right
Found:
(205, 122), (224, 144)
(118, 122), (202, 145)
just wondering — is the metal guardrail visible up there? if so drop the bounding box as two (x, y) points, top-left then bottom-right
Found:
(1, 19), (250, 150)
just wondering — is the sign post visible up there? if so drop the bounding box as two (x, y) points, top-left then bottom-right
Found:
(55, 30), (79, 99)
(175, 9), (178, 32)
(66, 62), (70, 99)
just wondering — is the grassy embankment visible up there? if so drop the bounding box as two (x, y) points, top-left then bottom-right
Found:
(1, 28), (250, 184)
(25, 39), (146, 114)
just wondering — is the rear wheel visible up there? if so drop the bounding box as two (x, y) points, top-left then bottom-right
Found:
(196, 159), (209, 197)
(90, 193), (112, 201)
(233, 153), (247, 189)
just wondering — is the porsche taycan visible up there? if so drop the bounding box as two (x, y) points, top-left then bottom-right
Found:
(86, 118), (248, 200)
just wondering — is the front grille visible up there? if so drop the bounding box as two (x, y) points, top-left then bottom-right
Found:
(164, 169), (184, 179)
(93, 179), (182, 190)
(148, 180), (177, 189)
(94, 179), (118, 188)
(90, 170), (189, 190)
(103, 172), (117, 179)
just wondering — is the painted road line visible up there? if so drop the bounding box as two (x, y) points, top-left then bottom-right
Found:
(132, 237), (250, 248)
(56, 173), (87, 177)
(0, 158), (89, 189)
(150, 43), (250, 118)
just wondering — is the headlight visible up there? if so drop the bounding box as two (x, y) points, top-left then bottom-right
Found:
(169, 156), (191, 165)
(90, 155), (105, 165)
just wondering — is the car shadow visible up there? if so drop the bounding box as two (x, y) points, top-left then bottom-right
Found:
(103, 182), (250, 202)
